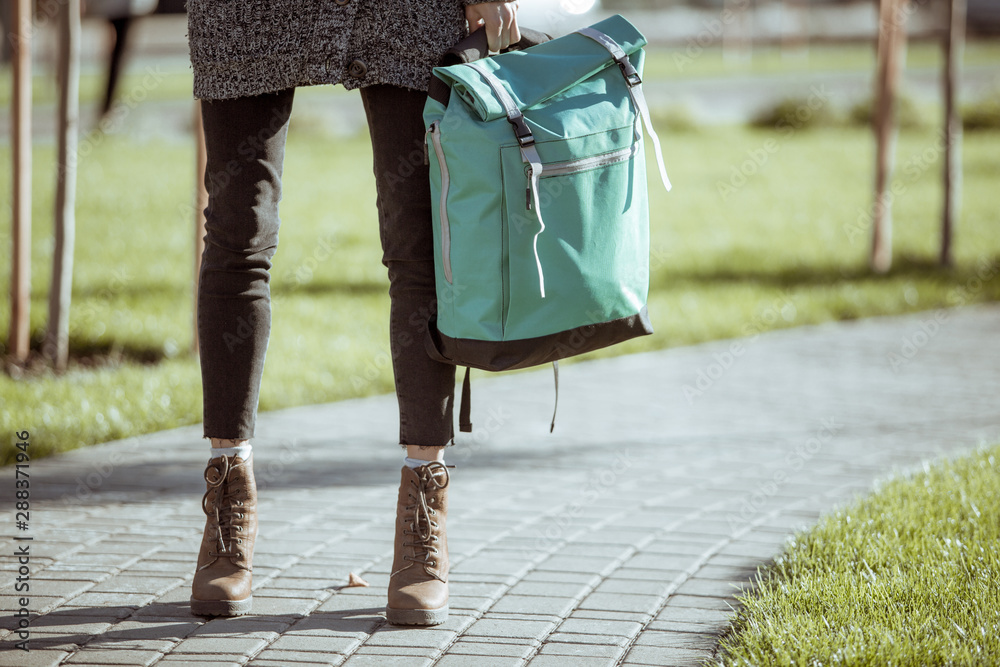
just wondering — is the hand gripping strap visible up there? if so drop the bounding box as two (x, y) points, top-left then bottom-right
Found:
(466, 60), (547, 298)
(575, 27), (672, 193)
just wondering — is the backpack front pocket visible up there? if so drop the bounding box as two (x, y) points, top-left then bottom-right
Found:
(499, 127), (650, 341)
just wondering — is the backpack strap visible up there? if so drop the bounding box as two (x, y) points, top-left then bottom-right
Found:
(465, 60), (548, 298)
(574, 27), (672, 193)
(459, 366), (473, 432)
(456, 363), (560, 434)
(550, 360), (559, 433)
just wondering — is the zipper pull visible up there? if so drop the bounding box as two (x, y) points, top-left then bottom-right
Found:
(424, 121), (439, 166)
(525, 167), (533, 210)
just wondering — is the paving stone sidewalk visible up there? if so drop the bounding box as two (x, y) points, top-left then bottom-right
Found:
(2, 305), (999, 667)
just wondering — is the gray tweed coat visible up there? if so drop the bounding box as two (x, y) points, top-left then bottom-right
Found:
(188, 0), (511, 101)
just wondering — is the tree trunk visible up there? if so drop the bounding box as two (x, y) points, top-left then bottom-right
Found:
(45, 0), (81, 370)
(871, 0), (907, 274)
(8, 0), (32, 362)
(941, 0), (965, 267)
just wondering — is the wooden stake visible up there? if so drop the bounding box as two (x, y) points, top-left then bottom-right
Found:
(941, 0), (965, 267)
(871, 0), (907, 274)
(45, 0), (81, 370)
(8, 0), (32, 362)
(193, 101), (208, 353)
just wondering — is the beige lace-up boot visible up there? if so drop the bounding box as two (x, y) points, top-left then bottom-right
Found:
(386, 461), (451, 625)
(191, 453), (257, 616)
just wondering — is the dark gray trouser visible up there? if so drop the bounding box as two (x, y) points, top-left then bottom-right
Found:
(198, 86), (456, 446)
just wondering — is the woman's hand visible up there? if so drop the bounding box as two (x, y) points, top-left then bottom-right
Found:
(465, 2), (521, 52)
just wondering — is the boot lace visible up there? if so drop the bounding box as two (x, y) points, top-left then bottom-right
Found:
(402, 461), (450, 570)
(201, 456), (247, 561)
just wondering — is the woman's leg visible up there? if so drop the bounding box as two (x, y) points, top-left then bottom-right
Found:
(360, 84), (456, 626)
(191, 89), (294, 617)
(198, 89), (294, 439)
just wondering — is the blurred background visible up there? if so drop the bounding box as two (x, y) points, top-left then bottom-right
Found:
(1, 0), (999, 463)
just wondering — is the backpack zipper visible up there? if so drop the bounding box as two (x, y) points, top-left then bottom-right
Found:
(526, 142), (639, 210)
(428, 121), (453, 284)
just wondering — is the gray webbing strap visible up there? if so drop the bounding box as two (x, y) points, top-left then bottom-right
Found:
(466, 60), (548, 298)
(575, 27), (672, 192)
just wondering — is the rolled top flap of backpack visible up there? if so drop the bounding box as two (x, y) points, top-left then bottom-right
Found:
(431, 14), (647, 123)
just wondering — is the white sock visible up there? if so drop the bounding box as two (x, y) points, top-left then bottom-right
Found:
(404, 456), (444, 469)
(211, 443), (253, 461)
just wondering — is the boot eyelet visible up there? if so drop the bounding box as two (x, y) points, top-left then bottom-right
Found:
(237, 539), (243, 544)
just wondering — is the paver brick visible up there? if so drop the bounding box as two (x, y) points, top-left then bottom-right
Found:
(532, 555), (620, 576)
(314, 593), (384, 613)
(517, 571), (602, 586)
(363, 628), (455, 649)
(577, 592), (662, 615)
(251, 649), (344, 665)
(156, 661), (245, 667)
(489, 594), (578, 617)
(436, 655), (525, 667)
(449, 595), (499, 613)
(527, 655), (617, 666)
(340, 655), (432, 667)
(624, 644), (711, 666)
(633, 629), (716, 650)
(266, 633), (364, 654)
(64, 592), (156, 608)
(506, 581), (587, 598)
(0, 649), (71, 667)
(545, 631), (629, 647)
(664, 594), (735, 611)
(170, 635), (269, 655)
(238, 596), (319, 616)
(569, 609), (651, 623)
(89, 576), (183, 595)
(556, 618), (642, 638)
(465, 618), (557, 641)
(61, 648), (164, 665)
(537, 641), (625, 658)
(189, 617), (291, 637)
(446, 638), (537, 658)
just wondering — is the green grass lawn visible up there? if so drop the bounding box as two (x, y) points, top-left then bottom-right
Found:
(715, 444), (1000, 665)
(2, 123), (999, 463)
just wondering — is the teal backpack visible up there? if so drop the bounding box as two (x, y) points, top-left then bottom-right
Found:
(422, 14), (671, 431)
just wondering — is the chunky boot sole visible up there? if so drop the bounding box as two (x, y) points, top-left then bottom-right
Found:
(385, 604), (448, 626)
(190, 595), (253, 617)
